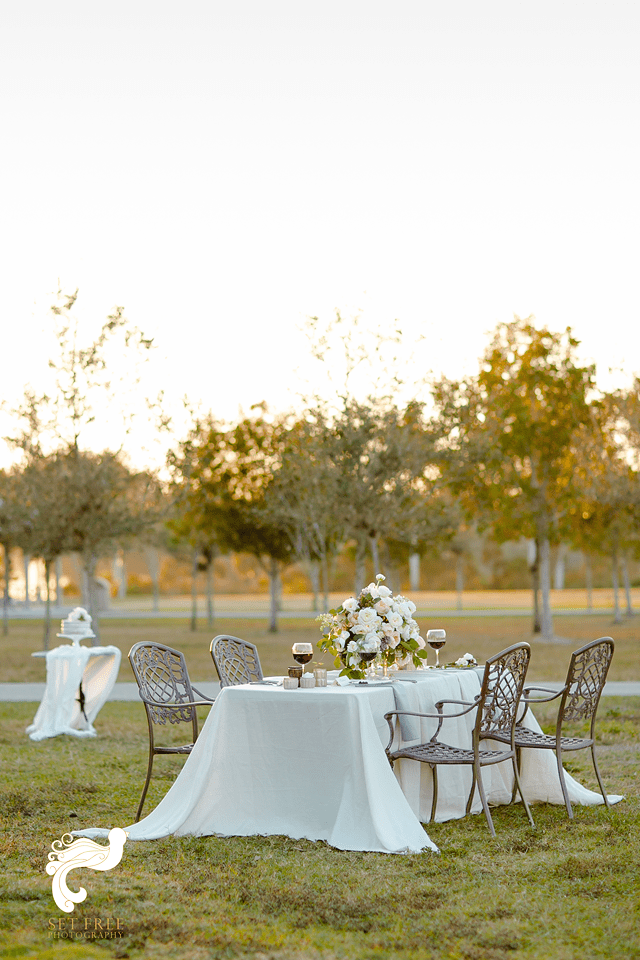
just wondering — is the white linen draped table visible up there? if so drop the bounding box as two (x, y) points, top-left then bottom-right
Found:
(26, 643), (121, 741)
(75, 667), (620, 854)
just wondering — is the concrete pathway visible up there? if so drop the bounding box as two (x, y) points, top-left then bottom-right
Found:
(1, 680), (638, 702)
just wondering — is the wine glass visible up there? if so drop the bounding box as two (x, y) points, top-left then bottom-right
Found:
(426, 629), (447, 668)
(292, 643), (313, 667)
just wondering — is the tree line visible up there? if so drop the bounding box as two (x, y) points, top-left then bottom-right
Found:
(2, 297), (639, 645)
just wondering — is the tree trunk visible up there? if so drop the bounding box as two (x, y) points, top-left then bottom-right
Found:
(144, 547), (160, 613)
(529, 538), (541, 634)
(455, 553), (464, 611)
(320, 550), (330, 613)
(2, 542), (10, 636)
(354, 538), (366, 596)
(539, 536), (554, 640)
(83, 554), (100, 645)
(621, 551), (633, 617)
(611, 545), (622, 623)
(554, 543), (566, 590)
(584, 552), (593, 612)
(206, 555), (215, 630)
(23, 553), (30, 606)
(409, 552), (420, 592)
(190, 547), (198, 632)
(55, 556), (63, 606)
(43, 558), (52, 651)
(268, 557), (279, 633)
(113, 549), (126, 600)
(369, 536), (381, 577)
(308, 559), (320, 612)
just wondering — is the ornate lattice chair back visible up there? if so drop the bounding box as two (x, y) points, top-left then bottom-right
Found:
(210, 635), (264, 687)
(129, 642), (199, 736)
(477, 643), (531, 741)
(558, 637), (614, 731)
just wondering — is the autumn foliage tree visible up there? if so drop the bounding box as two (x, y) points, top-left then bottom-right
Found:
(432, 316), (595, 640)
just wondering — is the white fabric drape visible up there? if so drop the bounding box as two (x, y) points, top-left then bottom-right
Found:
(27, 644), (121, 741)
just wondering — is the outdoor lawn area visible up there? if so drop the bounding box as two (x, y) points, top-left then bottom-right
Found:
(3, 612), (640, 684)
(1, 695), (639, 960)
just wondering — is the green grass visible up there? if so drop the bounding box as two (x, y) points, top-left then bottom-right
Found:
(2, 613), (640, 684)
(1, 698), (639, 960)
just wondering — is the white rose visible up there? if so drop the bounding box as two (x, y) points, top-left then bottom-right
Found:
(396, 601), (414, 619)
(356, 608), (381, 631)
(387, 633), (401, 649)
(377, 585), (392, 598)
(342, 597), (358, 613)
(374, 598), (392, 615)
(387, 611), (403, 629)
(364, 583), (380, 599)
(362, 632), (381, 653)
(347, 640), (358, 652)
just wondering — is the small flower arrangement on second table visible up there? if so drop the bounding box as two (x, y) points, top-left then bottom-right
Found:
(317, 574), (427, 680)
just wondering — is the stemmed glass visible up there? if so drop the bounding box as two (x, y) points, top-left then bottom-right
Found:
(426, 630), (447, 668)
(292, 643), (313, 667)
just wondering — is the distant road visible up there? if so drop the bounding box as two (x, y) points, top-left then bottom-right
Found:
(2, 586), (636, 620)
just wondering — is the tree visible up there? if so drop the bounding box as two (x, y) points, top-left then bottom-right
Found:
(0, 469), (27, 635)
(167, 416), (230, 631)
(432, 316), (595, 640)
(53, 449), (162, 639)
(3, 288), (165, 639)
(571, 393), (639, 622)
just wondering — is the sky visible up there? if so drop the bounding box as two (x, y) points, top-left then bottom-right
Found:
(2, 0), (639, 461)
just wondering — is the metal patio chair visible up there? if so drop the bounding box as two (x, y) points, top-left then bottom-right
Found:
(210, 634), (264, 687)
(384, 642), (535, 837)
(129, 641), (215, 822)
(496, 637), (615, 819)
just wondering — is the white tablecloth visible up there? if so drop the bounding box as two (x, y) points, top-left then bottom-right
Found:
(26, 644), (121, 741)
(75, 668), (622, 854)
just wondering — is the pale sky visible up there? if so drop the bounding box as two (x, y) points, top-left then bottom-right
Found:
(2, 0), (639, 461)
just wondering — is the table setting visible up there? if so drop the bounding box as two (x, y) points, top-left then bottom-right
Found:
(73, 579), (622, 853)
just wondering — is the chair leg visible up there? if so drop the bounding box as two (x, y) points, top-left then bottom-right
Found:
(590, 745), (611, 807)
(135, 749), (155, 822)
(511, 756), (535, 828)
(466, 767), (477, 816)
(555, 748), (574, 819)
(510, 746), (521, 804)
(429, 764), (438, 823)
(474, 763), (496, 837)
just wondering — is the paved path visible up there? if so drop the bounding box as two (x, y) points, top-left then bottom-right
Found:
(1, 680), (639, 702)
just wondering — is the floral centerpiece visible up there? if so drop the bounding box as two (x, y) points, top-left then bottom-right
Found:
(317, 574), (427, 680)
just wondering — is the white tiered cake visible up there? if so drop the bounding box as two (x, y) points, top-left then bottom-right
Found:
(58, 607), (96, 643)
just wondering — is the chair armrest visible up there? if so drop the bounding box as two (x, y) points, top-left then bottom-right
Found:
(522, 685), (565, 702)
(191, 685), (216, 702)
(384, 699), (479, 751)
(519, 685), (565, 722)
(140, 696), (215, 710)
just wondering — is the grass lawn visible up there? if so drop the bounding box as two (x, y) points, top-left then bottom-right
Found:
(2, 613), (640, 684)
(1, 692), (639, 960)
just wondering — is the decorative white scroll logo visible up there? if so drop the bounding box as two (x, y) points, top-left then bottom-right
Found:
(46, 829), (128, 913)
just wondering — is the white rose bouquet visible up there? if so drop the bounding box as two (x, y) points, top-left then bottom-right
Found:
(317, 574), (427, 679)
